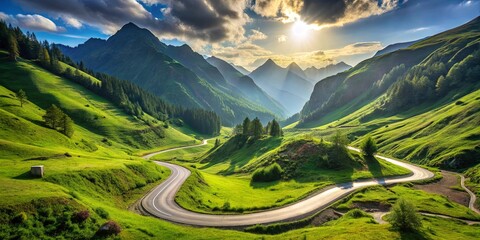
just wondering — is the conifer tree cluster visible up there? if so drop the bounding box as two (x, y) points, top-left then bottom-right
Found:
(0, 21), (220, 135)
(237, 117), (282, 138)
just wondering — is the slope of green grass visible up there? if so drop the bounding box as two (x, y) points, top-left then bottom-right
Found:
(0, 53), (194, 153)
(290, 83), (480, 172)
(149, 127), (232, 161)
(0, 54), (478, 239)
(275, 213), (480, 240)
(336, 185), (480, 220)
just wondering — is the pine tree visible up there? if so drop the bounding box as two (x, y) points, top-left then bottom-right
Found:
(50, 56), (62, 73)
(251, 117), (263, 138)
(15, 89), (27, 107)
(232, 124), (243, 136)
(265, 121), (272, 135)
(242, 117), (251, 136)
(61, 114), (74, 138)
(361, 136), (377, 157)
(214, 138), (221, 148)
(270, 119), (282, 137)
(79, 61), (85, 71)
(39, 47), (50, 67)
(331, 130), (348, 149)
(43, 104), (63, 129)
(7, 33), (19, 61)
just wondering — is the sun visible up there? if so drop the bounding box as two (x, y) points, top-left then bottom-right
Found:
(291, 20), (310, 41)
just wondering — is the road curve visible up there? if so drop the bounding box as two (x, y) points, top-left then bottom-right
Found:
(140, 145), (434, 227)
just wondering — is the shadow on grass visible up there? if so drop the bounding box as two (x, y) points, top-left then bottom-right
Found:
(13, 171), (36, 180)
(397, 229), (430, 240)
(249, 180), (280, 189)
(0, 104), (18, 107)
(0, 61), (113, 138)
(365, 155), (385, 179)
(0, 94), (14, 99)
(200, 136), (283, 175)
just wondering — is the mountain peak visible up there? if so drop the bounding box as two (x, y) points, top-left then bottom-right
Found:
(264, 58), (276, 65)
(336, 61), (351, 68)
(288, 62), (303, 71)
(122, 22), (140, 30)
(178, 44), (193, 51)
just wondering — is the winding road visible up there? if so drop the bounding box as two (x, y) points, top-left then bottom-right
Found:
(139, 141), (438, 227)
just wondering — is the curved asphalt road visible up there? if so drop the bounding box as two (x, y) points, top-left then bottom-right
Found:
(141, 144), (434, 227)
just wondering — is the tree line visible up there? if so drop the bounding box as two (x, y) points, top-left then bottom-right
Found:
(232, 117), (282, 138)
(0, 21), (220, 135)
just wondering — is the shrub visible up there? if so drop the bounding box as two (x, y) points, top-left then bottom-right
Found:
(74, 210), (90, 222)
(97, 220), (121, 236)
(252, 163), (283, 182)
(12, 212), (28, 224)
(387, 198), (422, 232)
(345, 209), (370, 219)
(95, 207), (109, 219)
(222, 202), (231, 210)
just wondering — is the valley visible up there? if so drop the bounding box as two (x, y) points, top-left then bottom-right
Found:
(0, 4), (479, 240)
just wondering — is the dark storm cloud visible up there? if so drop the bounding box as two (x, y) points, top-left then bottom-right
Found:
(301, 0), (347, 24)
(16, 0), (248, 42)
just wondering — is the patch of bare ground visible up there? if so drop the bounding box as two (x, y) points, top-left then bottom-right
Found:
(414, 170), (470, 207)
(311, 209), (342, 226)
(351, 201), (391, 212)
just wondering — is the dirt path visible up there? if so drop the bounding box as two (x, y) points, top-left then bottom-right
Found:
(414, 171), (470, 207)
(460, 174), (480, 214)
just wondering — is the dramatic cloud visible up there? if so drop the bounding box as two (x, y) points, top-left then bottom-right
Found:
(324, 41), (382, 57)
(61, 15), (82, 29)
(249, 29), (268, 41)
(251, 0), (401, 29)
(0, 12), (64, 32)
(16, 0), (249, 43)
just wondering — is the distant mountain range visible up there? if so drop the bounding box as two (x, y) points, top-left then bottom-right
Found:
(58, 23), (285, 126)
(304, 62), (351, 84)
(231, 64), (250, 75)
(249, 59), (313, 115)
(206, 56), (287, 115)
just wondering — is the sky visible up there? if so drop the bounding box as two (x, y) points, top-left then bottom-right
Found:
(0, 0), (479, 70)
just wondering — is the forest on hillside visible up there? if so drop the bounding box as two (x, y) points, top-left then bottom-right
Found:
(0, 21), (221, 135)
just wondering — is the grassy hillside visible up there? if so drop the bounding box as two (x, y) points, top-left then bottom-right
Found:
(0, 53), (194, 151)
(0, 52), (236, 238)
(300, 17), (479, 129)
(2, 55), (474, 240)
(292, 18), (480, 173)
